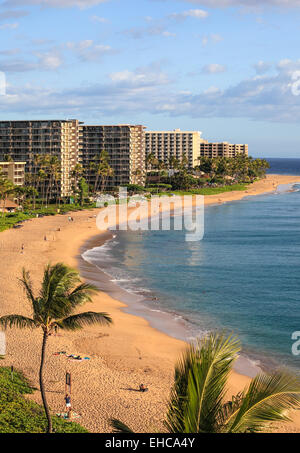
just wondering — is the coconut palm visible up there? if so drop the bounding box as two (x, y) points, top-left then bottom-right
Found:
(110, 333), (300, 433)
(0, 176), (15, 216)
(0, 263), (112, 434)
(71, 163), (84, 194)
(145, 152), (158, 171)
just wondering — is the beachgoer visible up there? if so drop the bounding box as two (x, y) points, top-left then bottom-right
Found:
(44, 235), (47, 241)
(21, 244), (24, 254)
(139, 384), (148, 393)
(65, 393), (72, 418)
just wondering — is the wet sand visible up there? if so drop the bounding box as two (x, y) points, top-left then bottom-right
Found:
(0, 174), (300, 432)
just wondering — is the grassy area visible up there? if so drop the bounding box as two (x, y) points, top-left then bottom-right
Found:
(0, 367), (88, 433)
(151, 183), (249, 197)
(0, 203), (96, 232)
(0, 184), (251, 232)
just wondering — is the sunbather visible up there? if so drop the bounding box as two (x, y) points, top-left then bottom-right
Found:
(139, 384), (148, 392)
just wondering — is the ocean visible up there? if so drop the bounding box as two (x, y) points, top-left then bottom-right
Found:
(267, 158), (300, 175)
(81, 158), (300, 375)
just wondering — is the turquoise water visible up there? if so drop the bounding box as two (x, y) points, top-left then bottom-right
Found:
(84, 184), (300, 373)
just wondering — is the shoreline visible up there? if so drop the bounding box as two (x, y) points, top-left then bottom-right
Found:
(0, 174), (300, 432)
(79, 232), (264, 379)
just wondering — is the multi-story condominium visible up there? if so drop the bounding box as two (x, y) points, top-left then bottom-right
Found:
(0, 161), (26, 186)
(0, 120), (146, 194)
(79, 124), (146, 188)
(145, 129), (206, 169)
(0, 120), (79, 197)
(199, 142), (248, 158)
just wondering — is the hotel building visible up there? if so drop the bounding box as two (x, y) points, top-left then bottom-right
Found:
(0, 161), (26, 186)
(78, 124), (146, 188)
(0, 120), (249, 193)
(199, 142), (248, 158)
(0, 120), (79, 197)
(0, 121), (146, 194)
(145, 129), (206, 169)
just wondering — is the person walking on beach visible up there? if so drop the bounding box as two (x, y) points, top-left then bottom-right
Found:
(20, 244), (24, 254)
(139, 384), (148, 393)
(65, 393), (72, 418)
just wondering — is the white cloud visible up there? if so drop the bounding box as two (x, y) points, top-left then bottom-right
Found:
(0, 22), (18, 29)
(66, 40), (116, 61)
(181, 0), (300, 7)
(203, 86), (221, 95)
(254, 60), (272, 74)
(0, 48), (20, 55)
(1, 0), (108, 9)
(90, 15), (108, 23)
(0, 59), (36, 71)
(36, 50), (63, 69)
(201, 33), (223, 46)
(169, 9), (208, 20)
(123, 25), (176, 39)
(0, 47), (63, 72)
(202, 63), (227, 74)
(109, 66), (170, 87)
(0, 10), (28, 20)
(2, 59), (300, 123)
(162, 31), (176, 37)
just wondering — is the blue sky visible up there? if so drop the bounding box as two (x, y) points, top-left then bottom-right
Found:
(1, 1), (300, 157)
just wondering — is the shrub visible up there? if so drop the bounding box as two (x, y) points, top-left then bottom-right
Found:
(0, 367), (88, 433)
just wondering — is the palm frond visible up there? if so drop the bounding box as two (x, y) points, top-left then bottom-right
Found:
(57, 312), (112, 331)
(226, 372), (300, 433)
(67, 283), (98, 308)
(19, 268), (36, 305)
(40, 263), (80, 313)
(20, 268), (44, 322)
(0, 315), (37, 330)
(110, 418), (135, 433)
(217, 392), (244, 428)
(39, 264), (97, 321)
(165, 332), (240, 433)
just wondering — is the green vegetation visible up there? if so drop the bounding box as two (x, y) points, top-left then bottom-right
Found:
(0, 367), (87, 433)
(151, 183), (249, 197)
(0, 263), (112, 433)
(111, 333), (300, 433)
(146, 155), (270, 193)
(0, 202), (96, 232)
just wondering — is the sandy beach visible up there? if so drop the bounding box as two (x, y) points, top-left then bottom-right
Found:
(1, 174), (300, 433)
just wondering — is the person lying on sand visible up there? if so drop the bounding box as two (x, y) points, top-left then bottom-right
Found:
(139, 384), (148, 392)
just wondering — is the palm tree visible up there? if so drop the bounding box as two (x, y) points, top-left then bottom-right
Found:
(71, 163), (84, 195)
(89, 150), (113, 195)
(0, 176), (15, 216)
(145, 152), (158, 171)
(0, 263), (112, 433)
(111, 333), (300, 433)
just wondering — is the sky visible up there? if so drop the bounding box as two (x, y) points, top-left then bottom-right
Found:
(0, 1), (300, 157)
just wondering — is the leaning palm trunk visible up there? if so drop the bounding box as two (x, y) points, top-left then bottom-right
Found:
(40, 330), (52, 433)
(0, 263), (112, 433)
